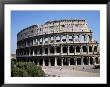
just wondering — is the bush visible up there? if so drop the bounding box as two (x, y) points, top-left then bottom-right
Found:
(11, 62), (45, 77)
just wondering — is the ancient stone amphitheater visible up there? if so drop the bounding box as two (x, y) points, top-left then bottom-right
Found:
(16, 19), (100, 67)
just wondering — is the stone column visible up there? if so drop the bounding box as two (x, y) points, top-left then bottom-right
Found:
(60, 35), (62, 42)
(80, 45), (82, 54)
(67, 46), (69, 55)
(68, 58), (70, 66)
(43, 58), (45, 66)
(92, 45), (94, 54)
(79, 34), (81, 42)
(74, 46), (76, 55)
(48, 58), (51, 66)
(81, 57), (84, 65)
(66, 34), (69, 42)
(75, 57), (77, 65)
(88, 57), (90, 65)
(48, 46), (50, 55)
(55, 57), (57, 66)
(87, 45), (89, 54)
(72, 35), (74, 43)
(61, 58), (63, 66)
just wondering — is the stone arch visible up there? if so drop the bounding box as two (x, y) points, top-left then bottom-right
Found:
(62, 35), (66, 42)
(94, 46), (97, 52)
(90, 57), (93, 65)
(50, 46), (54, 53)
(56, 46), (61, 53)
(83, 57), (88, 65)
(63, 58), (68, 65)
(83, 46), (87, 52)
(70, 58), (75, 65)
(81, 35), (85, 41)
(74, 35), (79, 41)
(57, 58), (61, 66)
(56, 36), (60, 42)
(77, 58), (81, 65)
(69, 46), (74, 53)
(89, 46), (92, 52)
(63, 46), (67, 53)
(45, 48), (48, 54)
(68, 35), (73, 41)
(95, 57), (99, 64)
(76, 46), (80, 53)
(39, 48), (42, 54)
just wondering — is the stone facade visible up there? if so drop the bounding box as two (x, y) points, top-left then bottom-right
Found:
(16, 19), (100, 66)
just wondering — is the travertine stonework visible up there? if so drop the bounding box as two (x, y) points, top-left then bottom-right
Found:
(16, 19), (100, 66)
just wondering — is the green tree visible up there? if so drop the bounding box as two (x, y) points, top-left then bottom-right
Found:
(11, 62), (45, 77)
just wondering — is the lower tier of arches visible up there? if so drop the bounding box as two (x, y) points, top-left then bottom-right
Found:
(16, 56), (100, 66)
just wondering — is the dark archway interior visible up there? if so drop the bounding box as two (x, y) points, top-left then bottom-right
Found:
(57, 58), (61, 66)
(70, 58), (75, 65)
(50, 47), (54, 53)
(56, 47), (61, 53)
(63, 47), (67, 53)
(45, 48), (48, 54)
(83, 46), (87, 52)
(63, 58), (68, 65)
(69, 46), (74, 53)
(89, 46), (92, 52)
(76, 46), (80, 52)
(77, 58), (81, 65)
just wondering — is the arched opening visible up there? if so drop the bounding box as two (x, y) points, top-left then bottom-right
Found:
(39, 59), (43, 66)
(50, 59), (54, 66)
(57, 58), (61, 66)
(83, 46), (87, 52)
(81, 35), (85, 41)
(69, 46), (74, 53)
(45, 59), (49, 66)
(89, 46), (92, 52)
(90, 57), (93, 65)
(77, 58), (81, 65)
(76, 46), (80, 53)
(35, 48), (37, 55)
(56, 47), (61, 53)
(63, 58), (68, 65)
(62, 35), (66, 42)
(39, 48), (42, 54)
(83, 57), (88, 65)
(95, 57), (99, 64)
(74, 35), (79, 41)
(50, 47), (54, 53)
(50, 36), (54, 43)
(70, 58), (75, 65)
(63, 46), (67, 53)
(68, 35), (73, 41)
(45, 48), (48, 54)
(56, 36), (60, 42)
(30, 49), (33, 55)
(44, 37), (48, 44)
(94, 46), (97, 52)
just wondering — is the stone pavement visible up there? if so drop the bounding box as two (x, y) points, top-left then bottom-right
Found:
(42, 65), (100, 77)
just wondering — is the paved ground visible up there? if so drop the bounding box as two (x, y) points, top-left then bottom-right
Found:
(42, 65), (100, 77)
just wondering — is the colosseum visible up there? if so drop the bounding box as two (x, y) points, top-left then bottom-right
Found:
(16, 19), (100, 67)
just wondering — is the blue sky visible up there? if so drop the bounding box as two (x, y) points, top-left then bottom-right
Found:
(11, 10), (100, 54)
